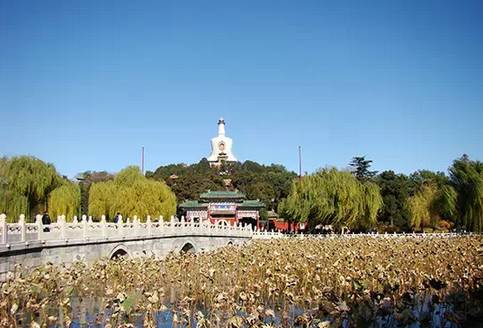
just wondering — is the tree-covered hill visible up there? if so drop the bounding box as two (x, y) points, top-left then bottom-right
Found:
(147, 159), (298, 211)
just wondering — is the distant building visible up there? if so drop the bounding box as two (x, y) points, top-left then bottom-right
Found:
(207, 118), (237, 166)
(266, 210), (306, 233)
(179, 191), (264, 229)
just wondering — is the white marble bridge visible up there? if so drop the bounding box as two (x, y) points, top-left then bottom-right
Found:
(0, 213), (282, 280)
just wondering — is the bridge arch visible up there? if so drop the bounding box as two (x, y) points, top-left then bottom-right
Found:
(109, 245), (132, 260)
(179, 240), (197, 254)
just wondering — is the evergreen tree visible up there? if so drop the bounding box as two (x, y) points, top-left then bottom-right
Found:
(349, 156), (378, 181)
(375, 171), (411, 230)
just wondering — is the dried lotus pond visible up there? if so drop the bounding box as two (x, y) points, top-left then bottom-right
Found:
(1, 236), (482, 327)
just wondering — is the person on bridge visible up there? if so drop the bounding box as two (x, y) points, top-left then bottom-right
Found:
(41, 211), (51, 232)
(114, 213), (121, 223)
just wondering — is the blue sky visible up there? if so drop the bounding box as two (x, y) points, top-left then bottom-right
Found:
(1, 1), (482, 177)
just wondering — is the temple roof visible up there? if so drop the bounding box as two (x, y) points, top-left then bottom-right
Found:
(179, 191), (265, 209)
(200, 191), (246, 200)
(179, 200), (207, 209)
(238, 200), (265, 208)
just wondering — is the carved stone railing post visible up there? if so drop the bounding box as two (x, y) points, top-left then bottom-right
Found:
(19, 214), (26, 242)
(146, 215), (152, 236)
(133, 215), (139, 237)
(59, 215), (66, 240)
(202, 220), (208, 234)
(157, 216), (164, 234)
(0, 213), (7, 244)
(101, 215), (107, 238)
(189, 217), (195, 232)
(117, 215), (123, 236)
(170, 216), (175, 233)
(35, 214), (43, 240)
(82, 215), (88, 240)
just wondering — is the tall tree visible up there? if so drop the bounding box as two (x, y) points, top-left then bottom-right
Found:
(88, 181), (118, 219)
(279, 168), (382, 231)
(349, 156), (378, 181)
(408, 182), (458, 231)
(449, 155), (483, 232)
(375, 171), (411, 230)
(76, 171), (114, 216)
(48, 181), (80, 221)
(89, 166), (176, 220)
(408, 170), (449, 195)
(408, 183), (438, 231)
(432, 185), (458, 221)
(0, 156), (61, 221)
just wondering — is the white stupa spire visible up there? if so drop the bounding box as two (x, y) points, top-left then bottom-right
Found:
(207, 117), (237, 164)
(218, 117), (226, 136)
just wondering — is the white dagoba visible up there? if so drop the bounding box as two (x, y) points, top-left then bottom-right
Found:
(207, 118), (237, 165)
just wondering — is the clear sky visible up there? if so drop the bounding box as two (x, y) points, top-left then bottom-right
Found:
(1, 1), (482, 177)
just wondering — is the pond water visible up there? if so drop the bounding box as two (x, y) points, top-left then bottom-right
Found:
(14, 294), (468, 328)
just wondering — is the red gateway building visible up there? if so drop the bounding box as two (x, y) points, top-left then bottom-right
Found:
(179, 191), (264, 229)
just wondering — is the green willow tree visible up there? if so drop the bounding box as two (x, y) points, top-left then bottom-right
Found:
(432, 185), (458, 221)
(449, 155), (483, 232)
(279, 168), (382, 231)
(48, 181), (80, 221)
(76, 171), (114, 217)
(88, 181), (118, 219)
(408, 183), (457, 231)
(0, 156), (61, 222)
(89, 166), (176, 221)
(408, 183), (437, 231)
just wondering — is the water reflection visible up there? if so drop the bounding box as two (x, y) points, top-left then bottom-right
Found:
(14, 294), (465, 328)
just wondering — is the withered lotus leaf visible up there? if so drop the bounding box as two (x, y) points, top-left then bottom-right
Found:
(0, 236), (481, 327)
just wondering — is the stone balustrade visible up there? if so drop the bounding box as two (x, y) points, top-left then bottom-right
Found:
(2, 213), (466, 251)
(288, 231), (472, 239)
(252, 229), (285, 239)
(0, 213), (258, 250)
(2, 212), (467, 247)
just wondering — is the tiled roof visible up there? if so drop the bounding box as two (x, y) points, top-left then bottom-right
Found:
(200, 191), (246, 199)
(238, 200), (265, 208)
(179, 200), (208, 208)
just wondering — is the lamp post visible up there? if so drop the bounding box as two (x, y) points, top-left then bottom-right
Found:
(76, 176), (86, 218)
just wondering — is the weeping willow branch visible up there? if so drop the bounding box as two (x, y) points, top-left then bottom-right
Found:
(280, 168), (383, 230)
(89, 166), (176, 221)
